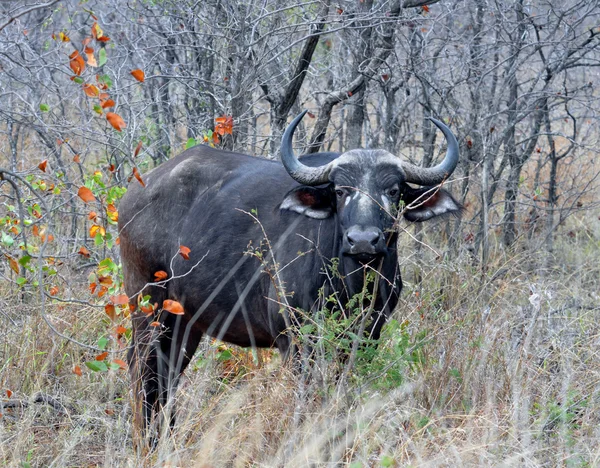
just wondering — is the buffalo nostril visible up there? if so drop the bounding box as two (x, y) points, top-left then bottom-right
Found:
(346, 230), (381, 247)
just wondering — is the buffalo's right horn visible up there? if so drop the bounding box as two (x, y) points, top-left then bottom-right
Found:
(281, 111), (334, 186)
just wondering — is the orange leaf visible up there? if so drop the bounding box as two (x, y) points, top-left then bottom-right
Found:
(49, 286), (59, 296)
(5, 254), (19, 274)
(98, 275), (112, 286)
(83, 83), (99, 97)
(134, 141), (143, 157)
(154, 270), (168, 281)
(150, 321), (161, 327)
(78, 186), (96, 203)
(96, 351), (108, 361)
(105, 303), (116, 320)
(106, 112), (126, 131)
(73, 154), (81, 163)
(132, 167), (145, 187)
(212, 132), (220, 144)
(100, 99), (115, 109)
(89, 224), (105, 238)
(110, 294), (129, 305)
(69, 50), (85, 76)
(88, 211), (98, 221)
(179, 245), (191, 260)
(89, 282), (97, 294)
(85, 46), (97, 67)
(131, 69), (145, 82)
(91, 22), (103, 40)
(5, 389), (12, 398)
(113, 359), (127, 370)
(215, 115), (233, 136)
(73, 365), (82, 376)
(115, 325), (127, 335)
(38, 160), (48, 172)
(163, 299), (184, 315)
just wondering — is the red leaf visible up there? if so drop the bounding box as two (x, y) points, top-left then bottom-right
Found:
(131, 69), (145, 82)
(100, 98), (115, 109)
(134, 141), (143, 157)
(154, 270), (168, 281)
(215, 115), (233, 136)
(83, 83), (99, 97)
(38, 160), (48, 172)
(49, 286), (59, 296)
(115, 325), (127, 335)
(5, 389), (12, 398)
(105, 304), (116, 320)
(106, 112), (126, 131)
(69, 50), (85, 76)
(163, 299), (184, 315)
(96, 351), (108, 361)
(113, 359), (127, 370)
(132, 167), (145, 187)
(150, 321), (161, 327)
(78, 186), (96, 203)
(73, 365), (82, 376)
(110, 294), (129, 305)
(179, 245), (191, 260)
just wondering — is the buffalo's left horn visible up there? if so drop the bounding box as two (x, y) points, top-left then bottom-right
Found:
(401, 117), (459, 186)
(281, 110), (333, 186)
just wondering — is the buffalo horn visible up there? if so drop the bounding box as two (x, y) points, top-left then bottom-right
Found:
(401, 117), (459, 186)
(281, 110), (333, 186)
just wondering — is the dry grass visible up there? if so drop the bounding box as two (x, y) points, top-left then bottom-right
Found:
(1, 212), (600, 467)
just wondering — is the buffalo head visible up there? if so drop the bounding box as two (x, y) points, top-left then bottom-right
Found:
(279, 111), (461, 262)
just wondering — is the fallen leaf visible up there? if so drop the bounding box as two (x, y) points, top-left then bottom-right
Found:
(73, 154), (81, 163)
(49, 286), (59, 296)
(78, 186), (96, 203)
(101, 99), (115, 109)
(38, 160), (48, 172)
(115, 325), (127, 335)
(5, 389), (12, 398)
(73, 365), (82, 376)
(96, 351), (108, 361)
(5, 255), (19, 274)
(150, 321), (161, 327)
(163, 299), (184, 315)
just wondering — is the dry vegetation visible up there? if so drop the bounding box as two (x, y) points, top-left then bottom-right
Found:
(2, 208), (599, 466)
(2, 0), (600, 466)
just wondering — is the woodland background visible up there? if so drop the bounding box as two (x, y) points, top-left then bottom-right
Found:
(1, 0), (600, 466)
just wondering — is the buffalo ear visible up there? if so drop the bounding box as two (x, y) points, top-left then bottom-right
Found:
(280, 186), (334, 219)
(403, 187), (462, 222)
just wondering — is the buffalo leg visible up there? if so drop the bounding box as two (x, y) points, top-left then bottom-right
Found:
(129, 310), (202, 445)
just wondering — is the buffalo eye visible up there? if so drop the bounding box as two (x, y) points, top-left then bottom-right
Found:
(335, 188), (345, 198)
(387, 187), (399, 198)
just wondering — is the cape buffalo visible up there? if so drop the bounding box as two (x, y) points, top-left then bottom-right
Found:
(119, 111), (461, 437)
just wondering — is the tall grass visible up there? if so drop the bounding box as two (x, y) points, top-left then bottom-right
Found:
(1, 213), (599, 467)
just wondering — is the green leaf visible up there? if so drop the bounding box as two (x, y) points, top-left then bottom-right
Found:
(1, 232), (14, 247)
(73, 76), (84, 84)
(93, 104), (103, 115)
(98, 48), (107, 67)
(185, 138), (197, 149)
(98, 74), (112, 89)
(85, 361), (108, 372)
(98, 336), (108, 350)
(217, 349), (233, 361)
(380, 455), (394, 467)
(108, 362), (121, 371)
(16, 277), (27, 285)
(18, 255), (31, 267)
(39, 104), (50, 112)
